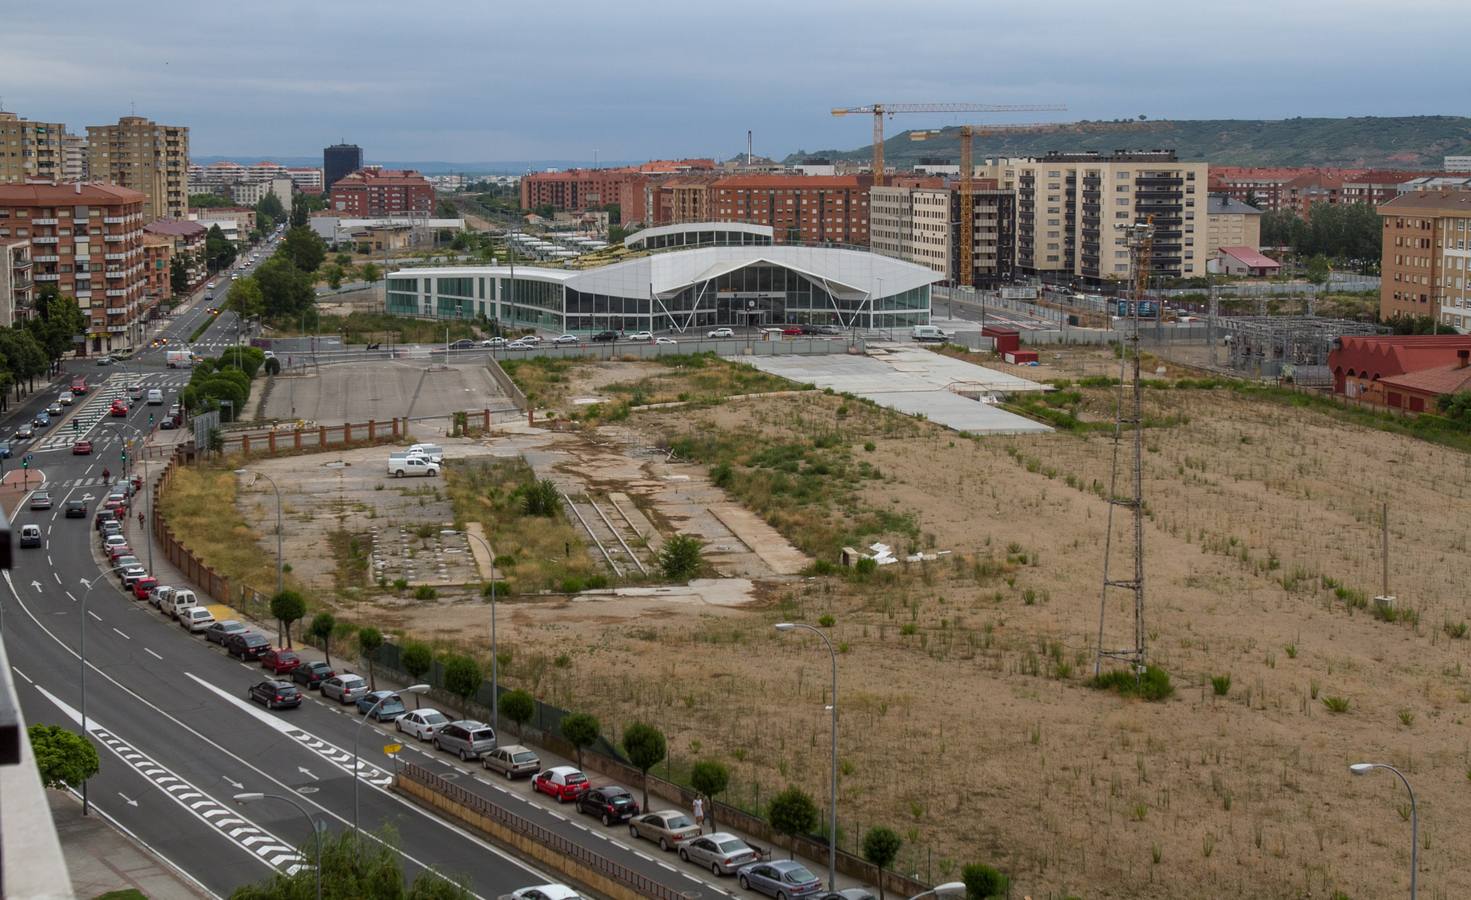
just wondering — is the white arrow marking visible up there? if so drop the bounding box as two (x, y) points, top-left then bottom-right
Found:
(225, 777), (245, 790)
(118, 792), (139, 807)
(30, 581), (41, 592)
(297, 767), (318, 781)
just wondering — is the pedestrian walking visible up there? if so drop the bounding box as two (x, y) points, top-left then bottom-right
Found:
(692, 796), (705, 834)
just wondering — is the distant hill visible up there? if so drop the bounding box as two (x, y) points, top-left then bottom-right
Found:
(785, 116), (1471, 169)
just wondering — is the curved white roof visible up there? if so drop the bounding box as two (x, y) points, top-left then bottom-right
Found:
(623, 221), (774, 250)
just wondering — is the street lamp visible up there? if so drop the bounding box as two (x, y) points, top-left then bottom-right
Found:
(353, 684), (429, 835)
(80, 564), (134, 814)
(442, 529), (498, 734)
(774, 622), (838, 891)
(234, 468), (283, 594)
(908, 883), (966, 900)
(234, 792), (322, 900)
(1350, 762), (1418, 899)
(110, 421), (153, 573)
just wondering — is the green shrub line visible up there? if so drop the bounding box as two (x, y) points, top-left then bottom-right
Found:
(1089, 665), (1174, 702)
(187, 308), (221, 343)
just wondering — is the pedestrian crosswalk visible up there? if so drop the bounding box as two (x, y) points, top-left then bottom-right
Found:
(27, 372), (189, 453)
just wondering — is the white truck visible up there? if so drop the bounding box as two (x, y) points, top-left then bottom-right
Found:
(165, 349), (195, 368)
(388, 455), (440, 478)
(910, 325), (951, 343)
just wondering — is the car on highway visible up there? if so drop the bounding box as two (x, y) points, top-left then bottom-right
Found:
(46, 401), (63, 416)
(355, 690), (408, 721)
(110, 401), (128, 417)
(206, 281), (216, 289)
(628, 810), (700, 851)
(505, 339), (533, 351)
(14, 424), (33, 439)
(131, 577), (159, 600)
(58, 392), (74, 406)
(591, 330), (618, 342)
(180, 607), (215, 633)
(498, 885), (583, 900)
(320, 673), (369, 705)
(224, 631), (271, 661)
(481, 744), (540, 780)
(576, 785), (640, 825)
(32, 412), (49, 428)
(72, 440), (92, 455)
(678, 832), (760, 876)
(433, 720), (496, 760)
(518, 335), (542, 345)
(127, 384), (144, 400)
(260, 648), (302, 676)
(737, 860), (823, 898)
(19, 524), (42, 548)
(707, 327), (735, 339)
(655, 337), (678, 346)
(29, 491), (51, 511)
(782, 326), (804, 336)
(64, 499), (87, 518)
(205, 619), (248, 645)
(292, 660), (334, 689)
(248, 680), (302, 710)
(531, 766), (590, 803)
(626, 330), (653, 341)
(0, 441), (10, 458)
(480, 337), (506, 348)
(396, 708), (449, 741)
(551, 334), (578, 345)
(448, 339), (477, 350)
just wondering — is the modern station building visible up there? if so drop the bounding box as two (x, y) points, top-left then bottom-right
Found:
(387, 240), (939, 334)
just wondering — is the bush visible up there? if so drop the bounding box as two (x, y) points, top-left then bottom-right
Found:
(29, 724), (99, 791)
(768, 786), (819, 851)
(308, 612), (337, 665)
(518, 479), (561, 517)
(1322, 695), (1351, 713)
(818, 614), (836, 627)
(1211, 674), (1231, 697)
(560, 712), (600, 770)
(401, 640), (433, 695)
(501, 689), (535, 735)
(622, 722), (668, 809)
(862, 826), (902, 898)
(414, 585), (438, 601)
(269, 590), (306, 648)
(442, 654), (482, 716)
(962, 862), (1010, 899)
(659, 533), (704, 581)
(691, 759), (730, 832)
(1089, 665), (1174, 702)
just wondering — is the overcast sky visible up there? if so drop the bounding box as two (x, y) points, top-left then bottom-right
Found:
(4, 0), (1464, 165)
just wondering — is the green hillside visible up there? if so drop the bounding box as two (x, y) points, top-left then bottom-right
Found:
(787, 116), (1471, 169)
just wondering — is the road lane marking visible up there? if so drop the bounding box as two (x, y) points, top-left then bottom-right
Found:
(112, 627), (130, 640)
(87, 610), (101, 621)
(145, 648), (163, 660)
(11, 666), (32, 685)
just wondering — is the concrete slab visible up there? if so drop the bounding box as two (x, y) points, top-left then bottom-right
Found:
(257, 361), (509, 425)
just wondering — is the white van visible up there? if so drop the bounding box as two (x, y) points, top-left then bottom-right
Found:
(168, 589), (199, 620)
(180, 607), (215, 632)
(146, 389), (164, 405)
(910, 325), (950, 343)
(19, 525), (42, 548)
(408, 444), (444, 463)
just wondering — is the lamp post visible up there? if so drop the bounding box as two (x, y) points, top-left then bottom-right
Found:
(234, 468), (283, 594)
(234, 792), (321, 900)
(442, 529), (498, 734)
(907, 883), (966, 900)
(110, 422), (153, 573)
(774, 622), (838, 891)
(1350, 762), (1417, 899)
(353, 684), (428, 835)
(80, 564), (133, 814)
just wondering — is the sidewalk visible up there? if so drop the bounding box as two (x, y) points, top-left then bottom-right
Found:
(50, 791), (208, 900)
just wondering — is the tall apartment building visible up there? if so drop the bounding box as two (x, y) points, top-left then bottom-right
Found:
(982, 151), (1208, 283)
(710, 175), (872, 245)
(871, 183), (1014, 286)
(0, 182), (149, 351)
(0, 112), (65, 184)
(61, 133), (87, 182)
(329, 168), (433, 216)
(648, 175), (722, 225)
(0, 238), (34, 327)
(323, 143), (363, 193)
(1378, 190), (1471, 331)
(521, 160), (718, 224)
(87, 116), (190, 220)
(286, 167), (323, 193)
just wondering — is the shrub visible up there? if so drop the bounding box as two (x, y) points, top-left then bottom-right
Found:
(862, 826), (902, 899)
(518, 479), (561, 517)
(1445, 621), (1468, 640)
(29, 724), (99, 791)
(308, 612), (337, 665)
(442, 654), (482, 716)
(1089, 665), (1174, 702)
(560, 712), (601, 770)
(400, 640), (433, 700)
(961, 862), (1010, 899)
(622, 722), (668, 809)
(414, 585), (438, 601)
(269, 590), (306, 648)
(500, 689), (534, 735)
(1211, 674), (1231, 697)
(691, 759), (730, 832)
(818, 614), (836, 628)
(768, 786), (819, 851)
(1322, 695), (1351, 714)
(659, 533), (704, 581)
(853, 557), (878, 580)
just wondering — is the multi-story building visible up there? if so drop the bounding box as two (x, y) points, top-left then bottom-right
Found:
(188, 207), (256, 243)
(141, 233), (173, 309)
(143, 219), (207, 289)
(323, 143), (363, 193)
(648, 175), (722, 226)
(0, 182), (149, 351)
(869, 186), (914, 261)
(61, 133), (87, 182)
(1377, 189), (1471, 330)
(231, 177), (294, 211)
(521, 160), (717, 224)
(709, 175), (872, 245)
(1445, 156), (1471, 173)
(0, 238), (34, 327)
(983, 150), (1209, 283)
(87, 116), (190, 220)
(871, 183), (1014, 286)
(0, 112), (65, 184)
(1205, 194), (1264, 257)
(286, 167), (323, 193)
(1340, 170), (1431, 208)
(329, 167), (434, 217)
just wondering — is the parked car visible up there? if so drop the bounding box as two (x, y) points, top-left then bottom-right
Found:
(396, 708), (449, 741)
(64, 499), (87, 518)
(433, 720), (496, 760)
(106, 542), (132, 562)
(628, 810), (700, 851)
(248, 680), (302, 710)
(260, 649), (302, 675)
(627, 330), (653, 341)
(591, 330), (618, 342)
(816, 890), (878, 900)
(482, 744), (541, 779)
(782, 326), (804, 336)
(165, 589), (198, 619)
(679, 832), (760, 876)
(576, 785), (640, 825)
(707, 327), (735, 339)
(387, 456), (439, 478)
(225, 631), (272, 661)
(121, 564), (148, 588)
(532, 766), (590, 803)
(94, 508), (118, 530)
(131, 577), (159, 600)
(356, 690), (408, 721)
(180, 607), (215, 633)
(320, 673), (369, 704)
(206, 619), (248, 645)
(292, 660), (335, 689)
(148, 585), (175, 611)
(497, 885), (582, 900)
(736, 860), (824, 898)
(551, 334), (578, 345)
(28, 491), (51, 510)
(72, 440), (92, 455)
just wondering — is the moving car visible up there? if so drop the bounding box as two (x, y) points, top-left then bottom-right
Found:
(292, 660), (335, 689)
(29, 492), (51, 511)
(591, 330), (618, 342)
(736, 860), (823, 898)
(782, 326), (804, 336)
(627, 330), (653, 341)
(127, 384), (144, 400)
(320, 673), (369, 704)
(679, 832), (760, 876)
(72, 440), (93, 455)
(505, 339), (533, 351)
(19, 525), (42, 548)
(206, 619), (248, 645)
(531, 767), (590, 803)
(655, 337), (678, 345)
(46, 402), (63, 416)
(480, 337), (506, 348)
(260, 649), (302, 675)
(551, 334), (578, 345)
(355, 691), (408, 721)
(64, 499), (87, 518)
(110, 401), (128, 417)
(32, 412), (49, 428)
(628, 810), (700, 851)
(449, 339), (476, 350)
(497, 886), (582, 900)
(248, 680), (302, 710)
(433, 720), (496, 760)
(0, 440), (10, 457)
(576, 785), (640, 825)
(225, 631), (271, 660)
(482, 745), (540, 779)
(146, 389), (164, 405)
(58, 391), (74, 406)
(707, 327), (735, 339)
(96, 355), (113, 366)
(14, 424), (33, 439)
(396, 708), (449, 741)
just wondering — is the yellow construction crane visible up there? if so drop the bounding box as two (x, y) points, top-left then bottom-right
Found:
(830, 102), (1066, 186)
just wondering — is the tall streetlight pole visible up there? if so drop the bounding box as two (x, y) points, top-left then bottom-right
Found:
(233, 792), (321, 900)
(774, 621), (838, 891)
(80, 564), (133, 814)
(234, 468), (283, 594)
(907, 884), (966, 900)
(353, 684), (428, 835)
(442, 529), (498, 734)
(1350, 762), (1418, 899)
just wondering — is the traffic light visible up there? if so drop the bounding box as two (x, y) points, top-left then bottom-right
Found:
(72, 420), (79, 433)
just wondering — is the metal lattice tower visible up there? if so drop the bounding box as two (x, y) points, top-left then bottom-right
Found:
(1095, 219), (1153, 677)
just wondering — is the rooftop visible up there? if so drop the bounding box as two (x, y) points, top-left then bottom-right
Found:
(1378, 362), (1471, 396)
(1206, 194), (1263, 215)
(1218, 246), (1279, 268)
(0, 182), (147, 205)
(144, 219), (207, 238)
(1377, 189), (1471, 214)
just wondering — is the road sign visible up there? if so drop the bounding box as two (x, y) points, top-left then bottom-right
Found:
(383, 743), (402, 756)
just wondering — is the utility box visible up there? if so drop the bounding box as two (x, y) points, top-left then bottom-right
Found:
(982, 326), (1020, 354)
(1004, 349), (1039, 365)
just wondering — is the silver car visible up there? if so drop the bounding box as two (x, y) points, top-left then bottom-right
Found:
(628, 810), (700, 852)
(483, 744), (541, 779)
(396, 708), (449, 741)
(320, 673), (369, 705)
(433, 720), (497, 761)
(678, 832), (759, 876)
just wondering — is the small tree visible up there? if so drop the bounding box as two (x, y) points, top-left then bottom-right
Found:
(768, 786), (819, 859)
(621, 722), (667, 809)
(1306, 253), (1332, 286)
(29, 724), (100, 792)
(308, 612), (337, 665)
(519, 479), (561, 517)
(263, 357), (281, 376)
(659, 533), (703, 581)
(358, 627), (384, 690)
(690, 759), (730, 833)
(361, 262), (381, 283)
(862, 826), (903, 900)
(559, 712), (600, 770)
(442, 654), (482, 716)
(269, 590), (306, 648)
(401, 641), (433, 707)
(962, 863), (1009, 899)
(501, 689), (535, 737)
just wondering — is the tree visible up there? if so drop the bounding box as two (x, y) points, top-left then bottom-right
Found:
(323, 263), (344, 290)
(1305, 253), (1332, 286)
(309, 612), (337, 665)
(442, 653), (482, 716)
(559, 712), (600, 770)
(170, 255), (190, 294)
(862, 827), (902, 900)
(659, 534), (703, 581)
(28, 724), (99, 791)
(690, 759), (730, 833)
(205, 224), (238, 272)
(360, 262), (381, 283)
(290, 197), (308, 229)
(359, 627), (384, 690)
(189, 193), (235, 209)
(269, 590), (306, 648)
(768, 786), (819, 858)
(254, 256), (315, 319)
(501, 689), (535, 736)
(962, 863), (1009, 899)
(264, 357), (281, 376)
(255, 192), (286, 231)
(227, 276), (265, 320)
(335, 252), (353, 268)
(401, 641), (433, 707)
(229, 824), (472, 900)
(283, 226), (327, 273)
(621, 722), (667, 809)
(27, 292), (86, 365)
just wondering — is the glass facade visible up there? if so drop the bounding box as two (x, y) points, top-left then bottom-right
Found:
(633, 228), (772, 252)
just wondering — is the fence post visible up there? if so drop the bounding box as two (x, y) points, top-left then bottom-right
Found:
(368, 420), (376, 440)
(268, 431), (276, 453)
(318, 425), (326, 447)
(344, 423), (352, 445)
(293, 428), (302, 450)
(241, 434), (250, 455)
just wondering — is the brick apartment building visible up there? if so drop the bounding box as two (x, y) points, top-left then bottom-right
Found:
(142, 232), (173, 309)
(0, 182), (149, 351)
(709, 175), (874, 245)
(521, 160), (718, 224)
(1378, 190), (1471, 330)
(871, 181), (1014, 286)
(88, 116), (190, 221)
(143, 219), (207, 288)
(329, 167), (434, 217)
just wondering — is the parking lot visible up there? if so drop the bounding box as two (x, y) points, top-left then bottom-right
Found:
(257, 360), (511, 424)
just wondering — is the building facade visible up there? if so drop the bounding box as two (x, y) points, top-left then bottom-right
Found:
(231, 177), (294, 211)
(61, 133), (87, 182)
(622, 222), (773, 252)
(143, 219), (207, 289)
(1329, 334), (1471, 403)
(286, 167), (323, 193)
(1205, 194), (1263, 257)
(1378, 190), (1471, 330)
(0, 238), (34, 327)
(141, 233), (173, 310)
(710, 175), (872, 245)
(189, 208), (256, 243)
(871, 184), (1014, 286)
(87, 116), (189, 220)
(329, 168), (433, 217)
(323, 144), (363, 194)
(0, 182), (149, 351)
(0, 112), (65, 184)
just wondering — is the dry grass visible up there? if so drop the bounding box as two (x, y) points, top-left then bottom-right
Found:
(501, 354), (799, 416)
(158, 465), (284, 594)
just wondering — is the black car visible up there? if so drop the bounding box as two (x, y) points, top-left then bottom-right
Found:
(248, 680), (302, 710)
(449, 339), (476, 350)
(225, 631), (271, 661)
(64, 499), (88, 518)
(591, 330), (619, 342)
(292, 660), (335, 688)
(577, 784), (641, 825)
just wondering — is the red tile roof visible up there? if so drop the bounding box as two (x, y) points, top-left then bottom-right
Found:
(1330, 335), (1471, 379)
(0, 182), (147, 205)
(1378, 362), (1471, 396)
(1218, 246), (1280, 268)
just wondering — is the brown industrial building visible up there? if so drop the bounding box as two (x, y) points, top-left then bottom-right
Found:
(1377, 190), (1471, 330)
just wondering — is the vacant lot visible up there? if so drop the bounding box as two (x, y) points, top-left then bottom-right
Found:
(501, 353), (799, 416)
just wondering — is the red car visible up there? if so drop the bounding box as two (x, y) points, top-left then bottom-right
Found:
(70, 377), (88, 395)
(782, 326), (803, 336)
(110, 401), (128, 417)
(72, 440), (93, 455)
(106, 543), (133, 562)
(260, 649), (302, 676)
(532, 766), (591, 802)
(131, 577), (158, 600)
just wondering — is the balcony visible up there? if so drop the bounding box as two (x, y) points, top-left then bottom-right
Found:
(31, 236), (58, 245)
(34, 273), (59, 282)
(103, 216), (125, 224)
(106, 288), (126, 297)
(12, 278), (33, 292)
(106, 268), (125, 278)
(32, 218), (57, 226)
(104, 252), (127, 261)
(106, 307), (126, 315)
(33, 255), (57, 263)
(9, 256), (32, 270)
(104, 234), (126, 243)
